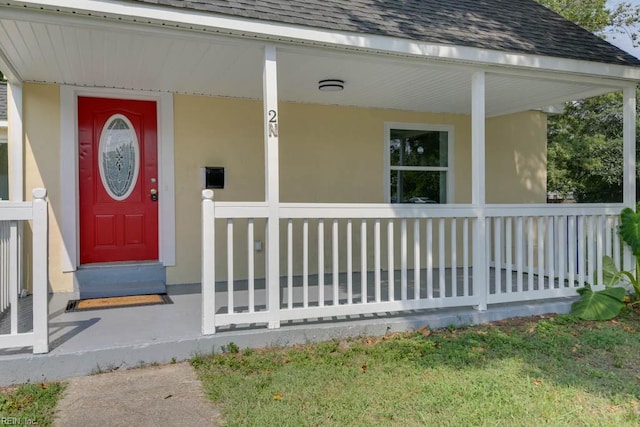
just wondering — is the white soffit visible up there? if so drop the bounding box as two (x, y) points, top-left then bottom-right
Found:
(0, 15), (626, 116)
(4, 0), (640, 81)
(485, 74), (619, 116)
(0, 19), (264, 97)
(277, 50), (474, 114)
(277, 50), (621, 116)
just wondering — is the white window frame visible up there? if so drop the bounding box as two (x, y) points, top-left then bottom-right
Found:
(383, 122), (455, 203)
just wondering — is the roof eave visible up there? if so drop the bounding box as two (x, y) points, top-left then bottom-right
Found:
(5, 0), (640, 83)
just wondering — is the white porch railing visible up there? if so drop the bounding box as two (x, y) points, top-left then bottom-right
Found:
(0, 189), (49, 353)
(201, 191), (625, 334)
(485, 205), (624, 304)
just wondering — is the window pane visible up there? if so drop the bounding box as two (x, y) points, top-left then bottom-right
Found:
(0, 144), (7, 200)
(390, 129), (448, 167)
(390, 170), (447, 203)
(99, 115), (139, 201)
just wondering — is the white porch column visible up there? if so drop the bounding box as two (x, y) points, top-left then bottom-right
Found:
(623, 86), (636, 270)
(32, 188), (49, 353)
(471, 71), (488, 311)
(263, 45), (281, 329)
(7, 82), (23, 202)
(7, 82), (24, 299)
(201, 190), (216, 335)
(623, 86), (636, 207)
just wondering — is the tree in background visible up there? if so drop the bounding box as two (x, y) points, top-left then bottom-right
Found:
(538, 0), (611, 32)
(609, 1), (640, 47)
(547, 90), (640, 202)
(538, 0), (639, 42)
(537, 0), (640, 202)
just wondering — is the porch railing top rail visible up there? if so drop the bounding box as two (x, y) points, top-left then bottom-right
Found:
(279, 203), (478, 218)
(0, 202), (38, 221)
(208, 201), (269, 219)
(484, 203), (625, 217)
(208, 199), (626, 220)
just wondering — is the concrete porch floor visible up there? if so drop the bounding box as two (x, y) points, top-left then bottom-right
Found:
(0, 282), (576, 386)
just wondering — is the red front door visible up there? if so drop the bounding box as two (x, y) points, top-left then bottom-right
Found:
(79, 97), (158, 264)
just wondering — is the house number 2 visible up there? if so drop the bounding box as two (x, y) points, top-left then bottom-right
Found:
(268, 109), (278, 138)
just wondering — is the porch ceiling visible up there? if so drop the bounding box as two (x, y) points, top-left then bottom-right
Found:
(0, 15), (623, 116)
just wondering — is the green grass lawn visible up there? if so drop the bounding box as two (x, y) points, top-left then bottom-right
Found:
(193, 309), (640, 426)
(0, 382), (65, 426)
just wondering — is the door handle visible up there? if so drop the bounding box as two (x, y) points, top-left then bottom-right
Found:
(150, 188), (158, 202)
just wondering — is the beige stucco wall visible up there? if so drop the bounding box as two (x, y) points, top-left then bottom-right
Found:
(21, 84), (546, 291)
(22, 83), (73, 292)
(172, 96), (265, 285)
(486, 111), (547, 203)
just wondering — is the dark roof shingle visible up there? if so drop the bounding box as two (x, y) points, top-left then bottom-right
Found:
(125, 0), (640, 66)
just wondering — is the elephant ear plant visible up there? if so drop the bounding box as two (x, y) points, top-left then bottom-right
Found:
(571, 205), (640, 320)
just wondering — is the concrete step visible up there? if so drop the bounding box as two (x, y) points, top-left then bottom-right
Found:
(79, 280), (166, 299)
(75, 263), (166, 298)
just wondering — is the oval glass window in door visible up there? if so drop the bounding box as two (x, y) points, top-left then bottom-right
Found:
(98, 114), (140, 201)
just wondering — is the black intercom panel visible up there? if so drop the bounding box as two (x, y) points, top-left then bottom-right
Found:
(203, 167), (225, 189)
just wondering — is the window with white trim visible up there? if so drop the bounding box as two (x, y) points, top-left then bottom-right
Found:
(387, 124), (453, 204)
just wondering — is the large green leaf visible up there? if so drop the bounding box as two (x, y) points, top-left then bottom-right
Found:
(619, 206), (640, 258)
(570, 286), (626, 320)
(601, 255), (623, 287)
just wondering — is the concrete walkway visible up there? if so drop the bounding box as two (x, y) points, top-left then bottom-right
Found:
(53, 362), (221, 427)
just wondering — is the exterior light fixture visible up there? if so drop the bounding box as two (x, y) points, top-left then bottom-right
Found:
(318, 79), (344, 92)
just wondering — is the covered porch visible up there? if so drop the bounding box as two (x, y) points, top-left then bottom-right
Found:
(0, 0), (638, 355)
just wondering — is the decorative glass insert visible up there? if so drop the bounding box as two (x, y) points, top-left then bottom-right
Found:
(98, 114), (139, 201)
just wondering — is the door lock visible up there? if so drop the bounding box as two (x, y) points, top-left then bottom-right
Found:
(150, 188), (158, 202)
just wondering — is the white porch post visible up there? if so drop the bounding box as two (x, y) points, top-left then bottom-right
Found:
(623, 86), (637, 270)
(623, 86), (636, 207)
(263, 45), (281, 329)
(31, 188), (49, 353)
(201, 190), (216, 335)
(7, 81), (24, 310)
(7, 82), (23, 202)
(472, 71), (488, 311)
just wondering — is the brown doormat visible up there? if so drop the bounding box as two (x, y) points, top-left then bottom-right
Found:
(65, 294), (173, 312)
